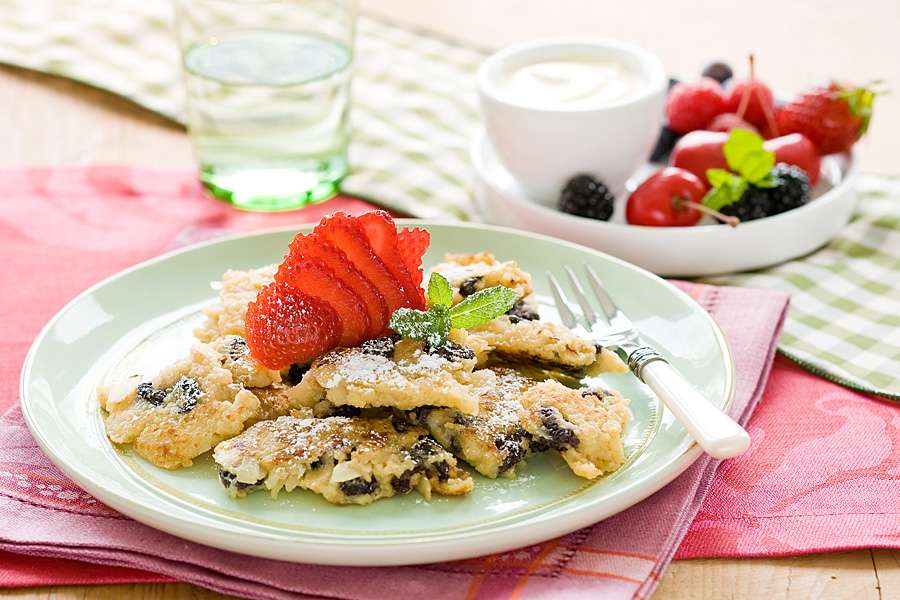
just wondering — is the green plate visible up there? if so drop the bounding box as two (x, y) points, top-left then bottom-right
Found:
(20, 221), (734, 566)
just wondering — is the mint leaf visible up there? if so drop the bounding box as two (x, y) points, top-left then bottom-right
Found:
(428, 304), (451, 345)
(389, 306), (450, 348)
(703, 169), (747, 211)
(449, 286), (518, 329)
(723, 129), (775, 184)
(427, 272), (453, 307)
(753, 173), (778, 189)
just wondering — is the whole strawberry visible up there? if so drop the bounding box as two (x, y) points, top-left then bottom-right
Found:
(666, 78), (727, 134)
(777, 83), (876, 154)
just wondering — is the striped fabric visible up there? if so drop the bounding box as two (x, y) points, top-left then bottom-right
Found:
(1, 0), (897, 397)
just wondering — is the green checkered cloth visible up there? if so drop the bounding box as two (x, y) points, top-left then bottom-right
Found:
(707, 177), (900, 399)
(2, 1), (898, 398)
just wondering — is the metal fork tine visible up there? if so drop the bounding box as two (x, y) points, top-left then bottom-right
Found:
(546, 272), (578, 329)
(564, 266), (598, 326)
(584, 265), (621, 323)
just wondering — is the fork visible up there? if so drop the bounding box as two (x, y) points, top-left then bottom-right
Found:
(547, 266), (751, 459)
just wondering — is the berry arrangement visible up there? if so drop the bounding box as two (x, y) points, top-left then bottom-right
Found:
(558, 56), (878, 227)
(246, 211), (430, 368)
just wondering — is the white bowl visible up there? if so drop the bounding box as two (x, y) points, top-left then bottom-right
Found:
(477, 37), (667, 200)
(472, 132), (859, 277)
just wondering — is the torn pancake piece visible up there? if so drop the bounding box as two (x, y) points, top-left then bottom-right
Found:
(213, 415), (473, 505)
(99, 342), (260, 469)
(518, 380), (629, 479)
(408, 368), (546, 479)
(301, 337), (488, 414)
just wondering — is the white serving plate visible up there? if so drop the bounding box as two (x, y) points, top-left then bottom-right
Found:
(473, 132), (858, 277)
(21, 222), (734, 566)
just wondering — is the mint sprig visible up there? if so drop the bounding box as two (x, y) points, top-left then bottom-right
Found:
(448, 286), (519, 329)
(703, 129), (777, 211)
(388, 272), (518, 348)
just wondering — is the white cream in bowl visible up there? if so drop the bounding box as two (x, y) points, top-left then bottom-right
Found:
(497, 58), (648, 109)
(477, 38), (667, 201)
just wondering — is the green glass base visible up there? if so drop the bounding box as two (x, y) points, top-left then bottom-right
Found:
(200, 155), (348, 212)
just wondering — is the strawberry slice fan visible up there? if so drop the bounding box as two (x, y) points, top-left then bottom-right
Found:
(246, 211), (431, 370)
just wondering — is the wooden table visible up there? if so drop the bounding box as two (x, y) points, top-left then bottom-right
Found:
(2, 0), (898, 597)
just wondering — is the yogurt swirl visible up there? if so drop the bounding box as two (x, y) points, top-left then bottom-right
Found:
(498, 58), (645, 108)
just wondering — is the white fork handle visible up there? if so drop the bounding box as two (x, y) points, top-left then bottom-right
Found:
(640, 360), (750, 459)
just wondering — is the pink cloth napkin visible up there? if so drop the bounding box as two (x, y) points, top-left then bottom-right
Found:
(677, 355), (900, 558)
(0, 166), (792, 599)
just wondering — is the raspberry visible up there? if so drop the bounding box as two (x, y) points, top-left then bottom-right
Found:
(396, 227), (430, 287)
(245, 281), (342, 369)
(665, 78), (727, 134)
(276, 253), (370, 348)
(357, 211), (425, 308)
(290, 232), (388, 338)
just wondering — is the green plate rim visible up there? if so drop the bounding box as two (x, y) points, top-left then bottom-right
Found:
(20, 219), (736, 547)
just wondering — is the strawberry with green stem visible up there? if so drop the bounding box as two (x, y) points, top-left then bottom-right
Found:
(777, 82), (880, 154)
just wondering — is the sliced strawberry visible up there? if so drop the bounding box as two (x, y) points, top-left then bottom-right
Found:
(276, 253), (369, 348)
(313, 213), (410, 314)
(397, 227), (430, 287)
(290, 232), (388, 339)
(357, 211), (425, 308)
(245, 281), (342, 370)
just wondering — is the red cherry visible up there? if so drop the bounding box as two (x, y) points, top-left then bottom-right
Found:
(725, 81), (776, 132)
(763, 134), (822, 186)
(669, 131), (729, 186)
(626, 168), (707, 227)
(706, 113), (759, 134)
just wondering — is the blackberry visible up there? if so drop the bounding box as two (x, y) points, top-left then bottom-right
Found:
(649, 125), (681, 163)
(558, 175), (615, 221)
(720, 163), (811, 222)
(701, 61), (733, 85)
(720, 186), (771, 222)
(766, 163), (810, 216)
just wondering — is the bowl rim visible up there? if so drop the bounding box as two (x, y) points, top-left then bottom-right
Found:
(472, 130), (859, 234)
(476, 36), (668, 114)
